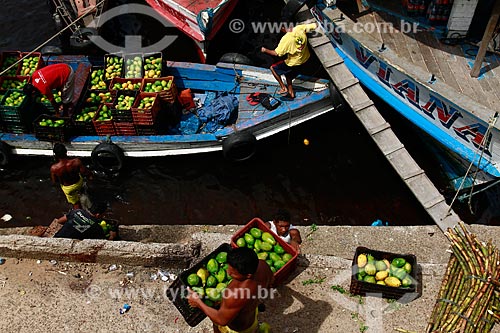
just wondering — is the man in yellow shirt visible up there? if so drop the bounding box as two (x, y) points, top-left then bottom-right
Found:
(261, 23), (317, 99)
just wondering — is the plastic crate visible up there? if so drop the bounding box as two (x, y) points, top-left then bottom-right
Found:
(230, 218), (298, 286)
(141, 76), (178, 103)
(131, 92), (160, 125)
(19, 52), (42, 76)
(88, 66), (108, 91)
(0, 76), (29, 91)
(92, 105), (116, 136)
(72, 104), (99, 135)
(349, 246), (418, 300)
(111, 90), (136, 122)
(109, 77), (142, 93)
(34, 115), (73, 142)
(166, 243), (232, 327)
(0, 51), (21, 76)
(143, 52), (163, 78)
(0, 89), (30, 123)
(103, 53), (124, 81)
(114, 122), (136, 136)
(123, 53), (143, 78)
(3, 121), (31, 134)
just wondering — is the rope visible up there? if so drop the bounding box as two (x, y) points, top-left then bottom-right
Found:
(0, 0), (105, 76)
(466, 112), (499, 213)
(445, 112), (499, 216)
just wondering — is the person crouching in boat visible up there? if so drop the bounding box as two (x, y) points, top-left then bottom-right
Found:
(23, 63), (75, 116)
(50, 143), (93, 210)
(261, 23), (317, 99)
(265, 209), (302, 253)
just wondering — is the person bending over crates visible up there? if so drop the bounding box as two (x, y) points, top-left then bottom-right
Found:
(23, 63), (75, 116)
(265, 209), (302, 253)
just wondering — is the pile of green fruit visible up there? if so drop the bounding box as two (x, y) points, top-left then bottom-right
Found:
(137, 96), (156, 109)
(1, 55), (20, 76)
(143, 55), (162, 78)
(143, 79), (172, 93)
(185, 251), (231, 307)
(90, 68), (107, 90)
(235, 228), (293, 273)
(355, 253), (413, 288)
(125, 56), (143, 78)
(105, 56), (123, 80)
(1, 78), (27, 90)
(112, 80), (141, 91)
(20, 56), (39, 76)
(95, 105), (113, 121)
(38, 118), (65, 127)
(114, 94), (135, 110)
(85, 91), (112, 104)
(74, 105), (99, 122)
(1, 90), (25, 107)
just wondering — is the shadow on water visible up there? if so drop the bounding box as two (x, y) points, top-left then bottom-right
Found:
(0, 107), (434, 228)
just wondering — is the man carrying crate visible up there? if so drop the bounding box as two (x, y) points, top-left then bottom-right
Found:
(187, 247), (273, 333)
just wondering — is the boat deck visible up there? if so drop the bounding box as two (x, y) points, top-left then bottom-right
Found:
(331, 2), (500, 117)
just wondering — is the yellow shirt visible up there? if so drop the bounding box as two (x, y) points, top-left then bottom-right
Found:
(275, 23), (317, 67)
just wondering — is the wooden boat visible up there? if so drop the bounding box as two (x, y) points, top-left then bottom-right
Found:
(307, 0), (500, 192)
(143, 0), (240, 62)
(0, 53), (336, 172)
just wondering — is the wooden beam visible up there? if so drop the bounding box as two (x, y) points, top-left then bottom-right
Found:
(470, 0), (500, 78)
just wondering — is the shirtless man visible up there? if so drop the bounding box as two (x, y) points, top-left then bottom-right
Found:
(50, 143), (93, 209)
(188, 247), (274, 333)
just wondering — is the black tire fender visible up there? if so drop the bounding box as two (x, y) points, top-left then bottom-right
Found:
(91, 142), (124, 173)
(0, 141), (11, 167)
(70, 27), (98, 50)
(222, 132), (257, 162)
(219, 53), (254, 66)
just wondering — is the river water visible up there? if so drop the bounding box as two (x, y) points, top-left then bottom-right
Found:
(0, 0), (495, 228)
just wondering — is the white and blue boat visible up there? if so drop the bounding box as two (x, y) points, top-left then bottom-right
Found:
(0, 54), (336, 172)
(308, 0), (500, 192)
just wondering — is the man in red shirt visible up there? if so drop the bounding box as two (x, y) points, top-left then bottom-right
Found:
(24, 63), (75, 115)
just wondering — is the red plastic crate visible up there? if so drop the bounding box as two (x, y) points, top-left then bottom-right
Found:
(230, 218), (298, 286)
(141, 76), (178, 103)
(114, 122), (136, 136)
(92, 106), (115, 136)
(131, 92), (160, 125)
(109, 77), (142, 93)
